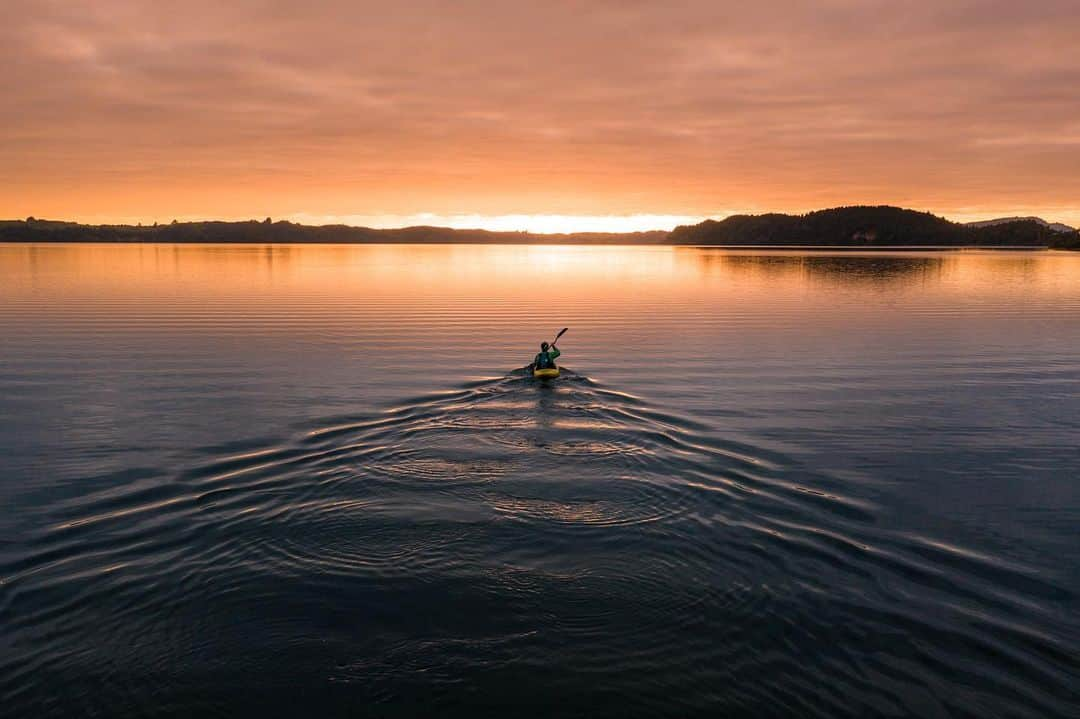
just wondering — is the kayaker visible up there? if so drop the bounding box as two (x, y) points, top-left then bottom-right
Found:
(532, 341), (561, 371)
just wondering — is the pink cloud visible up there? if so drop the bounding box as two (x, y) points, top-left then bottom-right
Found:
(2, 0), (1078, 225)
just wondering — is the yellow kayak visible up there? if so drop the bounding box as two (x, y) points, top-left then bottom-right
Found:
(533, 367), (560, 380)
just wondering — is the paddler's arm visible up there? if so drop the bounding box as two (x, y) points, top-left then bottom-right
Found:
(550, 347), (561, 360)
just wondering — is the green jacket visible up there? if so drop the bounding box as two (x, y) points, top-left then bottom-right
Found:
(533, 347), (561, 369)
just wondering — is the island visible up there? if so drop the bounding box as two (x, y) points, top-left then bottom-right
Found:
(667, 206), (1079, 249)
(2, 206), (1077, 249)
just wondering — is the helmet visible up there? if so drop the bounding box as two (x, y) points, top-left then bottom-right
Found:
(541, 342), (550, 351)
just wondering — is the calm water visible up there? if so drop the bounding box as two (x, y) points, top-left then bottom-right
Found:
(1, 244), (1078, 718)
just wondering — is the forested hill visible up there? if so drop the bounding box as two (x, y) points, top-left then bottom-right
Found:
(2, 207), (1078, 248)
(668, 206), (1079, 248)
(0, 219), (666, 245)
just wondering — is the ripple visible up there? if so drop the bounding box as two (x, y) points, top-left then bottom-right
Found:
(2, 370), (1077, 719)
(368, 453), (512, 486)
(486, 476), (692, 528)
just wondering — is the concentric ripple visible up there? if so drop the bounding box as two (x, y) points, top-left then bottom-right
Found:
(1, 370), (1076, 718)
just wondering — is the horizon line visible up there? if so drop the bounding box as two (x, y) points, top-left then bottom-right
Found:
(9, 207), (1078, 235)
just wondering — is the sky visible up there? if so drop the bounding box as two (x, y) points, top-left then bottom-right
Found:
(4, 0), (1079, 231)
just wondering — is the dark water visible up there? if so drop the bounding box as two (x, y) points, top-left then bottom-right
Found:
(1, 244), (1078, 718)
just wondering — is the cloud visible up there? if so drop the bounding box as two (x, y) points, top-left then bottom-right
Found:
(3, 0), (1078, 225)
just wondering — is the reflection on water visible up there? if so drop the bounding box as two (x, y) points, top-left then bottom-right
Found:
(690, 251), (946, 285)
(1, 244), (1079, 718)
(5, 243), (1080, 298)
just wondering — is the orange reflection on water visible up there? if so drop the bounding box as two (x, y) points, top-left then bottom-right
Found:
(3, 244), (1080, 325)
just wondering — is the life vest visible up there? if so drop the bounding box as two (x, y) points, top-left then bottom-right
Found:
(536, 351), (554, 369)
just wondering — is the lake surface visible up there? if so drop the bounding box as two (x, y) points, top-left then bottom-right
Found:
(1, 244), (1078, 718)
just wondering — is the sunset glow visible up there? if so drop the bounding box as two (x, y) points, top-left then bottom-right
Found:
(3, 1), (1079, 227)
(285, 214), (713, 234)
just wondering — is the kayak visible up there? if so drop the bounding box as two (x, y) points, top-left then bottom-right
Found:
(533, 367), (560, 380)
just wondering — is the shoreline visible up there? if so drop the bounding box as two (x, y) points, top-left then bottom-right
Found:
(0, 240), (1060, 250)
(4, 205), (1077, 249)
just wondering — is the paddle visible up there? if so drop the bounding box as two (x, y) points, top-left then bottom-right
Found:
(527, 328), (568, 374)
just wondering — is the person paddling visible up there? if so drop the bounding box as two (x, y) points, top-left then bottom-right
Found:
(532, 341), (561, 371)
(530, 327), (567, 373)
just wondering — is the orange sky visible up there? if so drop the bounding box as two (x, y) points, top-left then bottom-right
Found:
(4, 0), (1079, 231)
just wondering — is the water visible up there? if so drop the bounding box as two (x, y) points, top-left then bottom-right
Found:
(1, 244), (1078, 718)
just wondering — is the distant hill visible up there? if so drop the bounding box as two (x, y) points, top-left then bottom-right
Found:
(668, 206), (1080, 249)
(0, 219), (667, 245)
(965, 216), (1075, 234)
(3, 207), (1078, 248)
